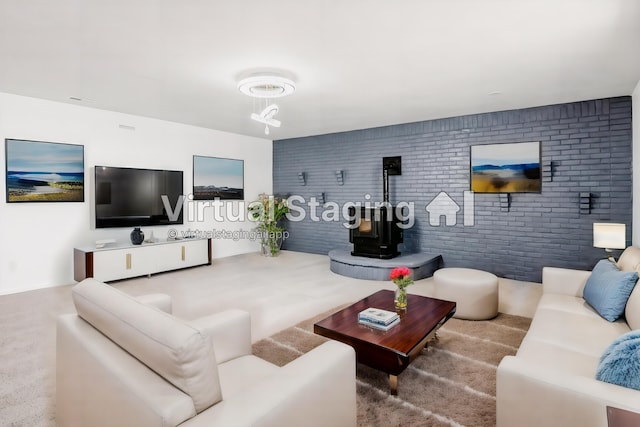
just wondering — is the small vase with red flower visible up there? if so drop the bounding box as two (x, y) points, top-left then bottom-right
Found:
(390, 266), (413, 310)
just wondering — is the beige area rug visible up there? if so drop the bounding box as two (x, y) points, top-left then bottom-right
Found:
(252, 308), (531, 427)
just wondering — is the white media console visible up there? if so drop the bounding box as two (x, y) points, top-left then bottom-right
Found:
(74, 237), (211, 282)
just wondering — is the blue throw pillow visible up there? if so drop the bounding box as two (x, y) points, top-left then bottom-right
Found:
(600, 330), (640, 361)
(583, 259), (638, 322)
(596, 331), (640, 390)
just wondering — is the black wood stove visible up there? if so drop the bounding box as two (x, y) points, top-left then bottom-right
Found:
(349, 157), (403, 259)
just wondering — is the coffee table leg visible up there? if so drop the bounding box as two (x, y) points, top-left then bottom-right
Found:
(389, 375), (398, 395)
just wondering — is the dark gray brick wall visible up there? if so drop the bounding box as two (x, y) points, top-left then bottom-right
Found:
(273, 97), (632, 283)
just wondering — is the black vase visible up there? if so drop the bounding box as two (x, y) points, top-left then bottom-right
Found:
(130, 227), (144, 245)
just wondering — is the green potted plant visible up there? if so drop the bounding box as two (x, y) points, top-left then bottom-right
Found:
(247, 193), (289, 256)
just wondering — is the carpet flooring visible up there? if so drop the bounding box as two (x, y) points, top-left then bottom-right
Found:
(0, 251), (540, 426)
(253, 308), (531, 427)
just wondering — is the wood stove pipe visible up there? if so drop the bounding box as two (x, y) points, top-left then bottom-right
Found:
(382, 156), (400, 204)
(383, 168), (389, 203)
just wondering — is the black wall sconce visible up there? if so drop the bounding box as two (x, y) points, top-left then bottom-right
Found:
(580, 193), (591, 214)
(335, 170), (344, 185)
(298, 172), (306, 186)
(316, 193), (325, 204)
(542, 160), (553, 182)
(500, 193), (511, 212)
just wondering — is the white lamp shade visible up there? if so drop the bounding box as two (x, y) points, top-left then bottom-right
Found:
(593, 223), (626, 249)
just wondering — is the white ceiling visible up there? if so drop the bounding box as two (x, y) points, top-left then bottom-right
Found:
(0, 0), (639, 141)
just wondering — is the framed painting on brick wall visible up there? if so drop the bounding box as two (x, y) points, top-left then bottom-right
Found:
(470, 141), (541, 193)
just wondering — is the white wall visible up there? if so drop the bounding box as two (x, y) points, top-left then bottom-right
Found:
(633, 81), (640, 246)
(0, 92), (272, 294)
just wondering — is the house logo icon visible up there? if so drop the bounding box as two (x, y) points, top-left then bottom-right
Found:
(426, 192), (459, 226)
(425, 191), (475, 226)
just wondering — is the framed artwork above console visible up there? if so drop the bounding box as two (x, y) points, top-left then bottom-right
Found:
(5, 138), (84, 203)
(192, 155), (244, 200)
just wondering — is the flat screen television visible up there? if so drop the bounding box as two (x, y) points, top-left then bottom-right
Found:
(95, 166), (184, 228)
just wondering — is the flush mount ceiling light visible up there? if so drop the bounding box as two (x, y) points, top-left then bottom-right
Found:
(237, 75), (296, 98)
(237, 73), (296, 135)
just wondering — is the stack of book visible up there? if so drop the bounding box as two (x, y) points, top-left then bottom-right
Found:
(358, 307), (400, 331)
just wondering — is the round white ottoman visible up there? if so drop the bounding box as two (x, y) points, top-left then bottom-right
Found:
(433, 268), (499, 320)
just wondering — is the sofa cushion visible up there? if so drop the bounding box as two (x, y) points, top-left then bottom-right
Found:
(626, 286), (640, 331)
(617, 225), (640, 331)
(516, 336), (601, 376)
(596, 330), (640, 390)
(217, 355), (279, 399)
(72, 279), (222, 413)
(526, 294), (630, 358)
(583, 260), (638, 322)
(616, 246), (640, 273)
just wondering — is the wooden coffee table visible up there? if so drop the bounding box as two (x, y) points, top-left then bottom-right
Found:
(314, 290), (456, 395)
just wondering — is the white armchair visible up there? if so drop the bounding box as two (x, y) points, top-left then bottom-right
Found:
(56, 279), (357, 427)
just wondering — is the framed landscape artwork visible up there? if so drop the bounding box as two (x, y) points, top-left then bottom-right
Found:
(5, 139), (84, 203)
(193, 155), (244, 200)
(470, 141), (541, 193)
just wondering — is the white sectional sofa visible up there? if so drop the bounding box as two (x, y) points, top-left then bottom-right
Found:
(497, 247), (640, 427)
(56, 279), (357, 427)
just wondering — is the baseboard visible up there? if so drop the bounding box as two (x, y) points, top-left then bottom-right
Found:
(0, 282), (73, 296)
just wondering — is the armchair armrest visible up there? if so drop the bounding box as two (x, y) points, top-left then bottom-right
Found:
(497, 355), (640, 427)
(542, 267), (592, 297)
(188, 309), (251, 364)
(181, 340), (357, 427)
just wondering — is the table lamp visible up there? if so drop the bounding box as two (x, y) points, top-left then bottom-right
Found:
(593, 223), (626, 261)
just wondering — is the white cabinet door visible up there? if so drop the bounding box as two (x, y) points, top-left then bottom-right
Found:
(92, 246), (155, 282)
(183, 239), (210, 266)
(153, 242), (187, 272)
(150, 239), (210, 273)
